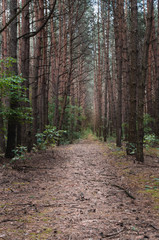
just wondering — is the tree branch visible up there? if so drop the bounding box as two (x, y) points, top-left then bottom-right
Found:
(18, 0), (57, 39)
(0, 0), (32, 34)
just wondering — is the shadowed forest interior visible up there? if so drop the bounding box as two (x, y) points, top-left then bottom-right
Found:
(0, 0), (159, 163)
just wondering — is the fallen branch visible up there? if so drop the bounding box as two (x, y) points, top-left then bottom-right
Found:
(100, 227), (126, 238)
(0, 219), (17, 224)
(149, 224), (159, 231)
(112, 184), (136, 200)
(12, 165), (55, 171)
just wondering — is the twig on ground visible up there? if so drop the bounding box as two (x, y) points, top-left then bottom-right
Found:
(149, 224), (159, 231)
(0, 219), (17, 224)
(100, 227), (126, 238)
(112, 184), (136, 200)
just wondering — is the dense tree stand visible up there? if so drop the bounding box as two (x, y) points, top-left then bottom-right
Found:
(0, 139), (158, 239)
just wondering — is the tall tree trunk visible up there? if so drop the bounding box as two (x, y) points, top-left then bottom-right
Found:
(155, 0), (159, 137)
(2, 0), (7, 57)
(136, 0), (153, 162)
(127, 0), (138, 154)
(21, 0), (30, 149)
(96, 0), (102, 137)
(50, 0), (62, 129)
(122, 5), (129, 141)
(0, 100), (5, 153)
(58, 0), (73, 130)
(102, 0), (110, 142)
(0, 0), (7, 152)
(5, 0), (18, 158)
(113, 0), (123, 147)
(32, 0), (41, 143)
(39, 0), (49, 132)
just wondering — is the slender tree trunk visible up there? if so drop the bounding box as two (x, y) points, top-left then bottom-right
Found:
(127, 0), (138, 155)
(50, 0), (62, 129)
(136, 0), (153, 162)
(2, 0), (7, 57)
(96, 0), (102, 137)
(21, 0), (30, 149)
(102, 0), (110, 142)
(148, 6), (156, 128)
(113, 0), (123, 147)
(0, 99), (5, 153)
(0, 0), (7, 152)
(122, 5), (129, 141)
(5, 0), (18, 158)
(155, 0), (159, 137)
(147, 44), (153, 117)
(108, 47), (116, 136)
(58, 0), (73, 130)
(93, 43), (98, 134)
(32, 0), (41, 143)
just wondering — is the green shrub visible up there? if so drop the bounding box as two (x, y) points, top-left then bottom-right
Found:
(11, 145), (27, 163)
(0, 57), (32, 123)
(144, 134), (159, 148)
(33, 125), (66, 151)
(144, 113), (154, 134)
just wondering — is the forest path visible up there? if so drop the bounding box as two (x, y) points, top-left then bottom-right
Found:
(0, 139), (159, 239)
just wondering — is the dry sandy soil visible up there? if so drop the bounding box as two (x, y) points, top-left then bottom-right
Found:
(0, 139), (159, 239)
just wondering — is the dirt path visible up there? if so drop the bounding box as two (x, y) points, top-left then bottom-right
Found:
(0, 140), (159, 239)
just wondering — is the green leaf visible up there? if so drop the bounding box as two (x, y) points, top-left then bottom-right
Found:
(154, 178), (159, 181)
(145, 185), (152, 189)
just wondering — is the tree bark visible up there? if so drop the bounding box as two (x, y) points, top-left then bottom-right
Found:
(102, 0), (110, 142)
(96, 0), (102, 137)
(20, 0), (30, 149)
(5, 0), (18, 158)
(32, 0), (41, 143)
(0, 0), (7, 152)
(127, 0), (138, 155)
(112, 0), (123, 147)
(155, 0), (159, 137)
(136, 0), (153, 162)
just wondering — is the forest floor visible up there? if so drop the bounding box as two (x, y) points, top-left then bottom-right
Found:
(0, 136), (159, 240)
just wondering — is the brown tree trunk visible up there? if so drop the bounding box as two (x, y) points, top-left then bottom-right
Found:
(20, 0), (30, 149)
(127, 0), (138, 155)
(147, 45), (153, 117)
(101, 0), (110, 142)
(5, 0), (18, 158)
(96, 0), (102, 137)
(2, 0), (7, 57)
(50, 0), (62, 129)
(136, 0), (153, 162)
(32, 0), (42, 142)
(113, 0), (123, 147)
(58, 0), (73, 130)
(155, 0), (159, 137)
(122, 5), (129, 141)
(0, 0), (7, 152)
